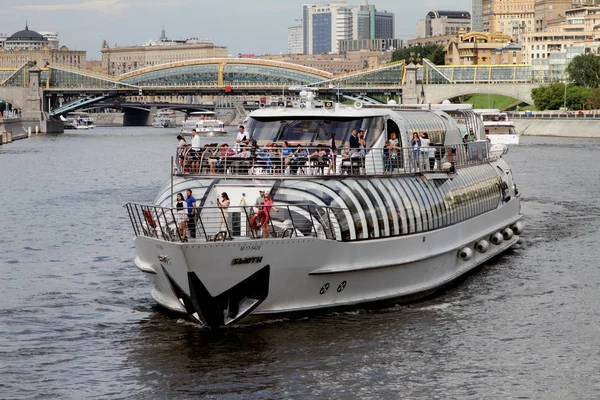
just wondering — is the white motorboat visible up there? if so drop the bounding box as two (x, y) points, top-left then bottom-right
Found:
(125, 95), (523, 327)
(152, 110), (175, 128)
(475, 109), (519, 145)
(180, 111), (227, 136)
(60, 112), (95, 130)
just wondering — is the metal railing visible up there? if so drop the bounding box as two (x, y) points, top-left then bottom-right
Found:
(125, 203), (346, 243)
(174, 142), (492, 178)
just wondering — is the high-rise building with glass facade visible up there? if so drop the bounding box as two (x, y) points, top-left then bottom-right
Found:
(302, 1), (395, 54)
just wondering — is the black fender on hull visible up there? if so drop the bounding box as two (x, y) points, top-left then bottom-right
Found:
(163, 265), (270, 327)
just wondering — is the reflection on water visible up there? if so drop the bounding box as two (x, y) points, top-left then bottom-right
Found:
(1, 130), (599, 399)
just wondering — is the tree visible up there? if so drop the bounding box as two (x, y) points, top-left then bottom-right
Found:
(531, 83), (594, 110)
(391, 45), (445, 66)
(566, 54), (600, 88)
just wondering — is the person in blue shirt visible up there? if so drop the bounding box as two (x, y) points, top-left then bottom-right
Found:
(185, 189), (197, 238)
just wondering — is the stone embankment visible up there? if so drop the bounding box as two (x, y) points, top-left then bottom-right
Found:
(513, 119), (600, 138)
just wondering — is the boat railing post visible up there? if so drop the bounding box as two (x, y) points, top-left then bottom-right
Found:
(196, 207), (208, 240)
(287, 205), (297, 237)
(220, 207), (232, 240)
(325, 207), (334, 240)
(242, 206), (255, 239)
(168, 206), (181, 242)
(133, 204), (146, 237)
(125, 204), (139, 237)
(307, 205), (317, 237)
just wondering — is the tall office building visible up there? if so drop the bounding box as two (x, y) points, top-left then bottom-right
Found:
(302, 1), (394, 54)
(472, 0), (484, 31)
(482, 0), (535, 39)
(288, 25), (303, 54)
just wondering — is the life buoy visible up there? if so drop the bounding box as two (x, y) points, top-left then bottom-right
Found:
(250, 211), (267, 230)
(143, 209), (157, 229)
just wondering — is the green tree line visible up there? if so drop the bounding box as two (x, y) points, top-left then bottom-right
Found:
(391, 45), (445, 65)
(533, 53), (600, 110)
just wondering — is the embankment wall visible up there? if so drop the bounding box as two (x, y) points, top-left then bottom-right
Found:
(514, 119), (600, 138)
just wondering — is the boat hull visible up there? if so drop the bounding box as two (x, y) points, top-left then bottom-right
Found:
(134, 197), (521, 326)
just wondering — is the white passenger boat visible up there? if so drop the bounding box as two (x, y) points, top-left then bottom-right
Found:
(475, 109), (519, 145)
(60, 112), (95, 130)
(180, 111), (227, 136)
(152, 110), (175, 128)
(125, 95), (523, 327)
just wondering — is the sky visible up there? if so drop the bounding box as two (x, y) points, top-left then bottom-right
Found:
(1, 0), (471, 60)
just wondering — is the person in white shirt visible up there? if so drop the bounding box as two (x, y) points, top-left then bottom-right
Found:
(190, 129), (202, 173)
(236, 125), (250, 146)
(420, 132), (435, 171)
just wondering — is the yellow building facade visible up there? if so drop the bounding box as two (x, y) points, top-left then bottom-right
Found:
(444, 30), (524, 65)
(0, 46), (86, 69)
(483, 0), (535, 39)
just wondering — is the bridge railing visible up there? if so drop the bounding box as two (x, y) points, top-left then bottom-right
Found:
(174, 142), (493, 178)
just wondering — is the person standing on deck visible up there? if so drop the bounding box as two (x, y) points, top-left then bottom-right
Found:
(186, 189), (197, 238)
(190, 129), (202, 173)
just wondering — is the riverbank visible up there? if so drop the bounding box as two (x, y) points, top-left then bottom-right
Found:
(514, 119), (600, 138)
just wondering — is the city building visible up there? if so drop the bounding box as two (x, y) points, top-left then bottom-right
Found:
(259, 50), (392, 74)
(472, 0), (484, 31)
(444, 29), (523, 64)
(482, 0), (535, 40)
(0, 34), (7, 49)
(288, 25), (303, 54)
(303, 2), (359, 55)
(519, 3), (600, 62)
(4, 24), (49, 51)
(0, 25), (86, 69)
(38, 31), (59, 50)
(302, 1), (395, 55)
(338, 38), (402, 55)
(416, 10), (472, 39)
(101, 28), (228, 75)
(534, 0), (572, 32)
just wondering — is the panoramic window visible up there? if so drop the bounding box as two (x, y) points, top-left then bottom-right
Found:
(247, 117), (384, 146)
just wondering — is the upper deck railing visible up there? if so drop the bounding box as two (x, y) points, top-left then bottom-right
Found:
(174, 141), (493, 178)
(125, 203), (345, 243)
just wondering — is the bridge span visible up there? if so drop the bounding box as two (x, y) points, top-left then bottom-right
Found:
(0, 58), (549, 132)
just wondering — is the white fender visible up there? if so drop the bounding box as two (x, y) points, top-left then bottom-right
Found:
(502, 227), (514, 240)
(475, 240), (490, 253)
(353, 101), (363, 110)
(511, 221), (524, 235)
(458, 247), (473, 261)
(490, 232), (504, 245)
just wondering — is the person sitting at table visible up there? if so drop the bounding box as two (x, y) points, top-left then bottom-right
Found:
(309, 144), (328, 174)
(209, 144), (235, 174)
(289, 144), (309, 175)
(229, 146), (253, 174)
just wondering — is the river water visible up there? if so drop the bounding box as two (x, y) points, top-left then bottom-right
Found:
(1, 128), (599, 399)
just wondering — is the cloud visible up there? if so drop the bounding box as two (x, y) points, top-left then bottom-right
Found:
(14, 0), (129, 13)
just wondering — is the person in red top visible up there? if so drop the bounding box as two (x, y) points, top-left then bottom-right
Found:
(261, 193), (278, 238)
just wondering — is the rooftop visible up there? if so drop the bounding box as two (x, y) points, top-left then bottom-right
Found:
(8, 24), (47, 42)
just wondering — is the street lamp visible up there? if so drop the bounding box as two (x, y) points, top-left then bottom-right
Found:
(563, 72), (567, 112)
